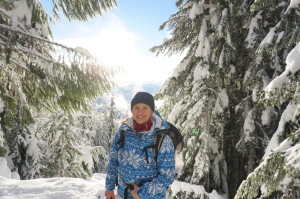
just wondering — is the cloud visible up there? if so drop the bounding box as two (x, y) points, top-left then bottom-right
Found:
(57, 14), (183, 86)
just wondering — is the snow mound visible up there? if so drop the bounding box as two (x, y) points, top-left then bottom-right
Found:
(0, 173), (107, 199)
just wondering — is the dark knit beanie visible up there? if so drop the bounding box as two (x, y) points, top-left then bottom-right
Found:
(131, 92), (155, 112)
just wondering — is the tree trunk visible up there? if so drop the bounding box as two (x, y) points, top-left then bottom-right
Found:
(247, 146), (255, 175)
(224, 101), (247, 199)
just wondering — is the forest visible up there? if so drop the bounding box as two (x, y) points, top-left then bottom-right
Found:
(0, 0), (299, 199)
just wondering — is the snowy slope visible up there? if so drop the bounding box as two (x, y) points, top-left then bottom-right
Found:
(0, 173), (107, 199)
(0, 175), (227, 199)
(0, 157), (226, 199)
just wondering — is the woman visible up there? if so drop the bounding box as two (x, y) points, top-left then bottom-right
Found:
(105, 92), (175, 199)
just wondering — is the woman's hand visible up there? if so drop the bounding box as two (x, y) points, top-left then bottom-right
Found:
(130, 184), (140, 199)
(105, 191), (115, 199)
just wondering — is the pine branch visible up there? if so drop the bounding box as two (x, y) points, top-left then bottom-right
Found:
(50, 0), (117, 22)
(0, 24), (75, 52)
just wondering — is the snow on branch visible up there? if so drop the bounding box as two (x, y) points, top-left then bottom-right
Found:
(263, 102), (299, 159)
(189, 3), (204, 20)
(0, 24), (81, 56)
(264, 42), (300, 93)
(169, 180), (225, 199)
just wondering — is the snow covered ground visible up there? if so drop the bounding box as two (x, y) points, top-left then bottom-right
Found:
(0, 157), (106, 199)
(0, 173), (107, 199)
(0, 174), (226, 199)
(0, 157), (225, 199)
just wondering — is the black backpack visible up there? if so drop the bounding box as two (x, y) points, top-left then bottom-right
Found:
(117, 122), (184, 164)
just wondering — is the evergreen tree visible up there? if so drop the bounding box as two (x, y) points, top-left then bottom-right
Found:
(234, 0), (300, 198)
(152, 0), (299, 198)
(107, 96), (117, 144)
(152, 0), (252, 197)
(0, 0), (116, 178)
(94, 96), (117, 173)
(29, 112), (101, 178)
(94, 110), (109, 173)
(14, 110), (105, 179)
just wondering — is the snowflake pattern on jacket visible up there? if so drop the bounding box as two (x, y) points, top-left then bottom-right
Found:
(105, 113), (175, 199)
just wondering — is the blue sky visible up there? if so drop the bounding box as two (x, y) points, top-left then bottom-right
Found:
(41, 0), (183, 86)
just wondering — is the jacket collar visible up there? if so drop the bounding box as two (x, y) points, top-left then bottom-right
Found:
(123, 113), (166, 132)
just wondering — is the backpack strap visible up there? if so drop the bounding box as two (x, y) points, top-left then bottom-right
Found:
(116, 130), (127, 149)
(153, 129), (169, 162)
(142, 129), (169, 164)
(124, 184), (134, 199)
(167, 122), (184, 152)
(142, 145), (155, 164)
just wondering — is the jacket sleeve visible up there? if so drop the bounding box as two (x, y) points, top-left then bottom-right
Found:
(105, 130), (120, 191)
(137, 135), (175, 198)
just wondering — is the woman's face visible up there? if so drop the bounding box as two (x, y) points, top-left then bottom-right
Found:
(132, 103), (153, 124)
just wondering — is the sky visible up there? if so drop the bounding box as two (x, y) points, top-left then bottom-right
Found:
(41, 0), (184, 87)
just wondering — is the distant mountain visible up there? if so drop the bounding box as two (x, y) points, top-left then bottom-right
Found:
(93, 83), (161, 120)
(116, 83), (161, 102)
(141, 84), (161, 95)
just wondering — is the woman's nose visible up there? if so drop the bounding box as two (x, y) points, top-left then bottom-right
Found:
(137, 109), (145, 115)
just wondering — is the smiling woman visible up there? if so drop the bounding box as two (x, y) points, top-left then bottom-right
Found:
(105, 91), (175, 199)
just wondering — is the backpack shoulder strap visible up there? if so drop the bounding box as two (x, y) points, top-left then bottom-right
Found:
(116, 130), (127, 148)
(167, 122), (184, 152)
(153, 129), (169, 162)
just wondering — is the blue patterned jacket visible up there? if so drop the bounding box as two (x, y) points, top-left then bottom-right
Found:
(105, 113), (175, 199)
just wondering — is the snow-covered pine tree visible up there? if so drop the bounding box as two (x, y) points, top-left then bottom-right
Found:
(27, 112), (102, 178)
(235, 0), (300, 198)
(235, 46), (300, 198)
(75, 111), (105, 176)
(152, 1), (257, 198)
(153, 0), (299, 198)
(0, 0), (116, 179)
(41, 113), (101, 178)
(16, 109), (106, 179)
(94, 110), (109, 173)
(94, 96), (118, 173)
(108, 96), (117, 144)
